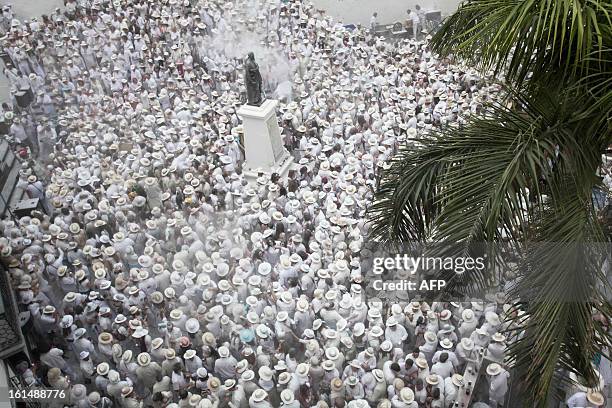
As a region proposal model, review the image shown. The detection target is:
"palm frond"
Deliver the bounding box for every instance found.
[579,46,612,126]
[368,85,600,262]
[367,83,612,401]
[430,0,612,86]
[372,1,612,403]
[506,174,612,406]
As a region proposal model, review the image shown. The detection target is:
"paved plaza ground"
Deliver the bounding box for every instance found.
[311,0,460,25]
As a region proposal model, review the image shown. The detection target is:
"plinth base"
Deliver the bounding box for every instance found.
[242,153,295,182]
[237,99,295,181]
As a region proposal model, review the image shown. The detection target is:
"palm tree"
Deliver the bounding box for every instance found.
[368,0,612,405]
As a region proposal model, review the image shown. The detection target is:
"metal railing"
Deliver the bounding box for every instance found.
[8,375,42,408]
[0,263,25,359]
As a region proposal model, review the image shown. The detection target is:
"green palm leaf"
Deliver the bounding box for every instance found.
[371,0,612,404]
[367,86,611,404]
[506,177,612,404]
[430,0,612,87]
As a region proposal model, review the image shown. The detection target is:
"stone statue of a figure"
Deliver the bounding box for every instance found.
[245,52,263,106]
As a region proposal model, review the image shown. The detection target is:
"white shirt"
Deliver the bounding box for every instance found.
[385,325,408,347]
[408,11,420,24]
[566,392,593,408]
[431,360,454,378]
[214,356,237,379]
[40,348,66,369]
[172,371,187,391]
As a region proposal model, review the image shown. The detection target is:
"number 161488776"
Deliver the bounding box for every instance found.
[8,388,66,401]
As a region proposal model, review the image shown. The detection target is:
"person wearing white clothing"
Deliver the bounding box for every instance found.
[566,391,589,407]
[487,363,510,407]
[40,347,67,371]
[566,390,606,407]
[370,13,378,32]
[214,347,238,381]
[407,9,420,39]
[443,374,464,408]
[431,353,454,379]
[385,317,408,348]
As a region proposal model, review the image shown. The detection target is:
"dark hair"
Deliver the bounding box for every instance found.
[439,352,448,363]
[405,358,414,368]
[179,390,188,399]
[37,341,53,355]
[390,363,400,372]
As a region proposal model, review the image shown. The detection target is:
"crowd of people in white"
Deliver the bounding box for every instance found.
[0,0,609,407]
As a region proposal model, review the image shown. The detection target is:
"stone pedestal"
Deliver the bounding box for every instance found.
[237,99,294,180]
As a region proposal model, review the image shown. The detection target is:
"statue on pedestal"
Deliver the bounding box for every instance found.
[245,52,263,106]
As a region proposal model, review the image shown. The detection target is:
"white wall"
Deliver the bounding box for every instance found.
[311,0,462,26]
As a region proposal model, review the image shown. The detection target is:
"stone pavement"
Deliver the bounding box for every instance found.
[2,0,63,19]
[311,0,461,26]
